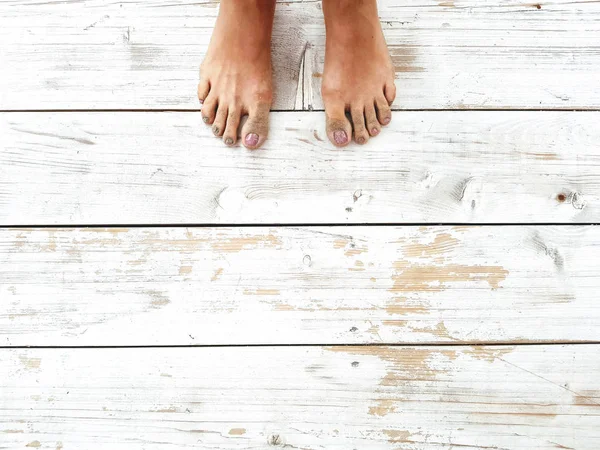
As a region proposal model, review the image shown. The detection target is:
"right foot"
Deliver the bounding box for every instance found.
[198,0,275,150]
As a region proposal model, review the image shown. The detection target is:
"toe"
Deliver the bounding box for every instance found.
[201,95,218,125]
[375,96,392,126]
[197,78,210,105]
[212,104,228,137]
[223,106,242,146]
[241,102,270,150]
[351,106,369,145]
[384,80,397,106]
[365,103,380,137]
[324,98,352,147]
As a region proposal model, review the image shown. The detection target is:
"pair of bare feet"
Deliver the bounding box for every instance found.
[198,0,396,150]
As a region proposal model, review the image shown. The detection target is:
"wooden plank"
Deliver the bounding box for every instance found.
[0,0,305,111]
[304,0,600,110]
[1,0,600,110]
[1,111,598,225]
[2,226,599,346]
[1,345,599,449]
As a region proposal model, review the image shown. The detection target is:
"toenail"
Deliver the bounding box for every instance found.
[372,128,380,136]
[383,117,391,125]
[357,136,366,145]
[202,116,209,123]
[225,137,234,146]
[213,126,220,135]
[245,133,259,147]
[333,130,348,145]
[199,98,204,105]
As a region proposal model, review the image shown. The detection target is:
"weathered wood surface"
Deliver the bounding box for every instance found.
[1,0,600,110]
[2,226,599,346]
[2,111,598,225]
[1,345,599,449]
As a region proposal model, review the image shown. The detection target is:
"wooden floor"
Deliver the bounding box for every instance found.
[1,0,600,449]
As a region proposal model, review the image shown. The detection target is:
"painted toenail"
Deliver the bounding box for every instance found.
[245,133,259,147]
[357,136,366,145]
[372,128,379,136]
[213,126,220,135]
[199,99,204,105]
[202,116,209,123]
[333,130,348,145]
[225,138,234,146]
[383,117,391,125]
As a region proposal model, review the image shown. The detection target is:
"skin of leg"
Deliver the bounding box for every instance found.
[321,0,396,147]
[198,0,275,149]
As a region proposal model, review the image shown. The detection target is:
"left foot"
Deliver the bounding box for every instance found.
[321,0,396,147]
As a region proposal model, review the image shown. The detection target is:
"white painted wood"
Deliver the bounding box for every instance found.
[1,345,599,449]
[0,0,305,111]
[1,0,600,110]
[1,111,598,225]
[2,226,599,346]
[305,0,600,110]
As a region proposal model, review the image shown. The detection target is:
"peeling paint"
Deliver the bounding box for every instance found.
[211,268,224,281]
[390,260,509,292]
[403,233,460,258]
[383,429,412,443]
[211,235,281,253]
[229,428,246,436]
[20,356,42,369]
[244,289,280,296]
[179,265,192,275]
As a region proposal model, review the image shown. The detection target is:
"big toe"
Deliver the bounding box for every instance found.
[324,100,352,147]
[241,103,270,150]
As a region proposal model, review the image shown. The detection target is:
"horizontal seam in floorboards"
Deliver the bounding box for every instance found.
[2,223,598,229]
[2,342,599,350]
[1,108,600,113]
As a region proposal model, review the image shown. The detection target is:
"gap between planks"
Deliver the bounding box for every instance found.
[3,223,599,229]
[3,341,600,350]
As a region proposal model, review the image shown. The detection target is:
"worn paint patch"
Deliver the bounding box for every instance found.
[153,406,177,413]
[3,429,24,433]
[85,228,129,235]
[385,296,429,316]
[463,346,514,362]
[383,429,412,443]
[403,233,460,258]
[326,346,515,417]
[229,428,246,436]
[390,45,425,73]
[20,356,41,369]
[390,260,509,292]
[382,321,455,340]
[349,260,365,272]
[573,389,600,406]
[26,442,41,448]
[148,290,170,308]
[212,235,281,253]
[211,268,224,281]
[333,238,368,257]
[369,399,396,417]
[179,265,192,275]
[526,152,559,160]
[244,289,280,296]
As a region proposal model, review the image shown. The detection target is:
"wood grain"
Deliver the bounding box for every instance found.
[1,345,599,449]
[2,226,599,346]
[1,0,599,110]
[2,111,598,225]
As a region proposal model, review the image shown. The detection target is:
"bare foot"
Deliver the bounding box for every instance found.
[198,0,275,149]
[321,0,396,147]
